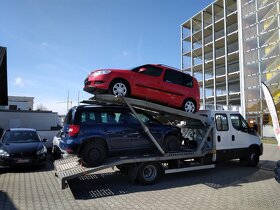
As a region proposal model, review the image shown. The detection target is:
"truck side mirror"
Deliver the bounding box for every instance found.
[253,123,258,133]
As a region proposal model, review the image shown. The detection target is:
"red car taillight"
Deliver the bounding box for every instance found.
[68,125,80,137]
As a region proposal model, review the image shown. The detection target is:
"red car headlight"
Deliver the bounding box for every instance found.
[90,70,111,77]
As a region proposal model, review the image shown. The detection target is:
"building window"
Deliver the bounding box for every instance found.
[9,105,17,110]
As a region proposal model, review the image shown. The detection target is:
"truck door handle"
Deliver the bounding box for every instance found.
[217,136,221,142]
[232,135,235,141]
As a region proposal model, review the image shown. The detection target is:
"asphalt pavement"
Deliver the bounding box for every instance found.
[0,143,280,210]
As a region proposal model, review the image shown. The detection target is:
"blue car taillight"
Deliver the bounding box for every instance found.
[68,125,80,137]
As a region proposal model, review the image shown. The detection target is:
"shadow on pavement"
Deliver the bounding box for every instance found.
[68,160,275,200]
[0,191,17,210]
[259,159,278,171]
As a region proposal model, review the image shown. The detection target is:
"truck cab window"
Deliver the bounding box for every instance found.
[230,114,249,132]
[215,114,229,131]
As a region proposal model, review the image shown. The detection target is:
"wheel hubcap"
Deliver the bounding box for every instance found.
[143,165,157,181]
[184,101,195,113]
[113,83,127,96]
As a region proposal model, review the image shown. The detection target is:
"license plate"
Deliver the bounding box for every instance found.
[16,159,30,163]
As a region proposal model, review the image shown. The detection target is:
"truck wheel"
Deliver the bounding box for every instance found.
[137,162,161,185]
[110,80,130,97]
[240,149,259,167]
[81,142,106,167]
[163,135,181,152]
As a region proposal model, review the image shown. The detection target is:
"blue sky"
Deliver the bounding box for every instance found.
[0,0,213,114]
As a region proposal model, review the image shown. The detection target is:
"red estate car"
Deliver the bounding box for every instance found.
[84,64,200,113]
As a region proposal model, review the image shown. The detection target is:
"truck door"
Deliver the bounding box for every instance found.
[214,113,230,149]
[214,112,240,160]
[229,114,253,148]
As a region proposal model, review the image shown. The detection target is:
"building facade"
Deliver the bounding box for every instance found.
[0,96,34,111]
[181,0,280,137]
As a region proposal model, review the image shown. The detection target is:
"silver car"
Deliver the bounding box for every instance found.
[52,130,62,158]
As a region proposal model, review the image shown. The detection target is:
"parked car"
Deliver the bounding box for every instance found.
[52,130,62,158]
[58,104,183,167]
[84,64,200,113]
[0,128,47,168]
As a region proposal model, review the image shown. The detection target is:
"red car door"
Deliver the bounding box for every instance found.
[161,69,191,108]
[131,65,164,102]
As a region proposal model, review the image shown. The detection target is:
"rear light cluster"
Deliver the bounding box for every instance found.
[68,125,80,137]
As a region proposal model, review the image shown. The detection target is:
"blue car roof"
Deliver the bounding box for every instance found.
[8,128,37,132]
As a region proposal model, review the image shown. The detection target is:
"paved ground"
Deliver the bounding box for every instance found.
[0,144,280,210]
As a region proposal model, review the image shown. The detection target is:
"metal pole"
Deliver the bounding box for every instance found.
[121,97,165,155]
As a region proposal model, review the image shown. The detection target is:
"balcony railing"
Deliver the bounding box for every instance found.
[244,50,258,63]
[205,34,213,44]
[243,1,256,17]
[205,52,213,61]
[215,30,225,40]
[216,47,225,58]
[244,25,257,40]
[228,62,239,73]
[259,43,280,60]
[226,3,237,14]
[227,42,239,54]
[257,0,277,9]
[227,23,238,34]
[258,16,278,34]
[215,10,224,22]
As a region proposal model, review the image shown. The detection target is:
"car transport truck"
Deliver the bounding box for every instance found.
[54,94,263,189]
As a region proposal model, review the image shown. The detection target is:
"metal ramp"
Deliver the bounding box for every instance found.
[54,148,213,189]
[82,94,210,127]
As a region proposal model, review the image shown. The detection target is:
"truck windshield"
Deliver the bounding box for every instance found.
[230,114,249,132]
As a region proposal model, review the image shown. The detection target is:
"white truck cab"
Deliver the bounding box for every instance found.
[199,110,263,166]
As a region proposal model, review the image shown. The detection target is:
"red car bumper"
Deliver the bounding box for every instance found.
[84,74,112,94]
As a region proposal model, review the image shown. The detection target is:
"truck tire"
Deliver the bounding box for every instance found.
[163,135,180,152]
[240,149,259,167]
[137,162,161,185]
[81,142,106,167]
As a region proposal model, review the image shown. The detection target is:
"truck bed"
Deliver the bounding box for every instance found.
[54,147,213,189]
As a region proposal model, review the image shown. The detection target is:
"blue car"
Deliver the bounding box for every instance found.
[58,105,183,167]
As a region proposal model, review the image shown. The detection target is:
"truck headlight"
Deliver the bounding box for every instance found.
[36,146,47,155]
[0,149,9,157]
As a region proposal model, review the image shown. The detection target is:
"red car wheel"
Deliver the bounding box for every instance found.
[110,80,130,96]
